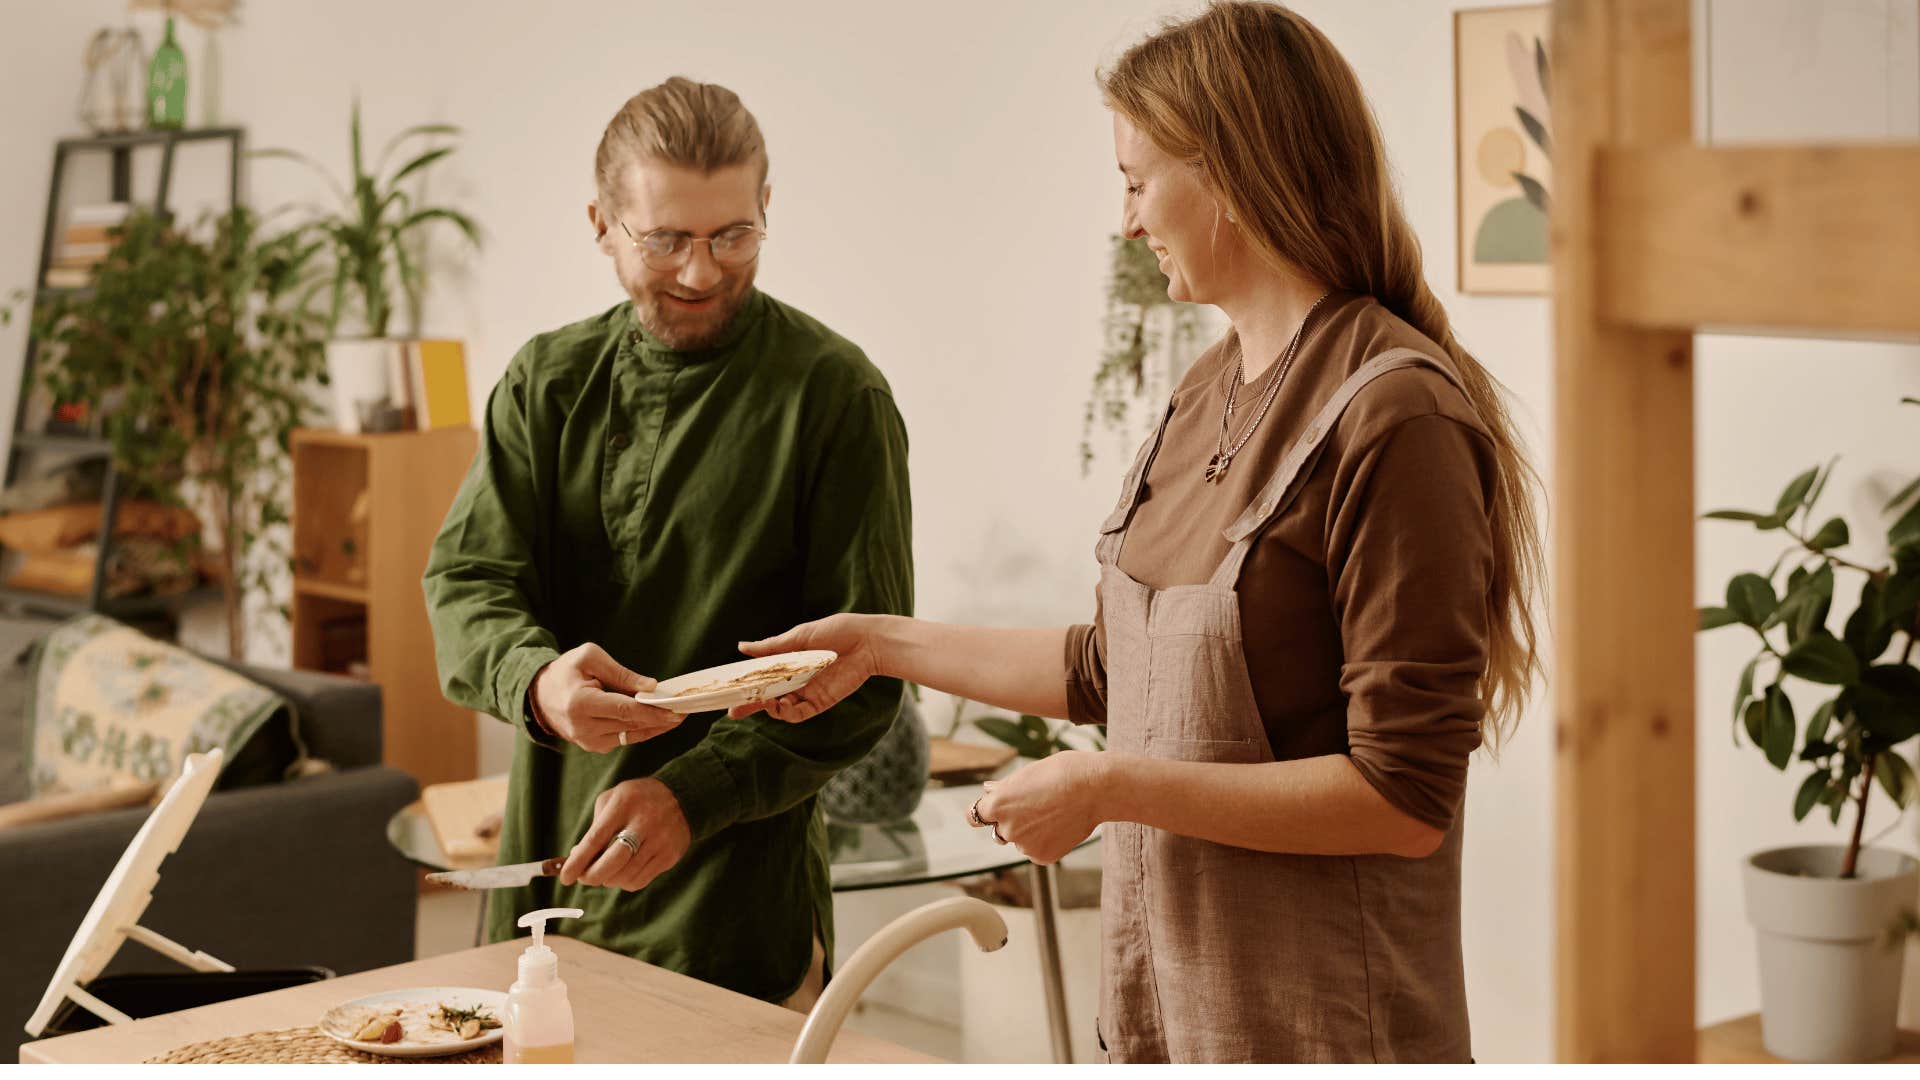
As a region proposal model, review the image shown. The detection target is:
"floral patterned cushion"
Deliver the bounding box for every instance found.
[23,614,291,798]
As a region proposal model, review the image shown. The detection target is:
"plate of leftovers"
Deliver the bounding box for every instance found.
[634,650,838,714]
[318,987,507,1058]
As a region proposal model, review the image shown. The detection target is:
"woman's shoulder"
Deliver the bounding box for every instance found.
[1324,296,1491,446]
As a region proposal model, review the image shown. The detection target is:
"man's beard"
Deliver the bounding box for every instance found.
[632,270,755,351]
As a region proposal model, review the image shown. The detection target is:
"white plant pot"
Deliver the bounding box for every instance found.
[324,339,412,434]
[1744,844,1920,1062]
[957,897,1102,1063]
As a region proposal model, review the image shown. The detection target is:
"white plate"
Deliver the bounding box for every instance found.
[318,986,508,1058]
[634,650,838,714]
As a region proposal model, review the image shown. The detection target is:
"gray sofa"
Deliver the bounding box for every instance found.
[0,614,420,1059]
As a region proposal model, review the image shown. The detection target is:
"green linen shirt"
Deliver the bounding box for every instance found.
[423,288,912,1001]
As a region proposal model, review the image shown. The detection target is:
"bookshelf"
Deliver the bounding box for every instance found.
[289,426,478,790]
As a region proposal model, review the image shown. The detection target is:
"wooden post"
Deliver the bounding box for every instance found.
[1550,0,1698,1061]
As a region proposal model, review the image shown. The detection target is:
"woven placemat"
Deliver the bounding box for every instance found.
[145,1027,503,1064]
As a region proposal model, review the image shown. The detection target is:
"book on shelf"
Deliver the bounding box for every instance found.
[43,203,132,287]
[66,203,131,228]
[42,267,93,289]
[407,339,472,430]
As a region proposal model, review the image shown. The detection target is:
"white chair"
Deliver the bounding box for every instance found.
[789,896,1009,1064]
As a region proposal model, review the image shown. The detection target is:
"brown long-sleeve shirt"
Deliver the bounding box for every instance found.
[1066,292,1495,830]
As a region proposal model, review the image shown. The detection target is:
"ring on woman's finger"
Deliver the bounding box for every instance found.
[990,822,1009,846]
[618,729,630,747]
[614,829,641,856]
[967,797,988,828]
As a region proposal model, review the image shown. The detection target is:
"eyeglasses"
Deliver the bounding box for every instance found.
[618,217,767,271]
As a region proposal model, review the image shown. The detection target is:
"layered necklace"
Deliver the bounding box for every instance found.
[1204,291,1332,484]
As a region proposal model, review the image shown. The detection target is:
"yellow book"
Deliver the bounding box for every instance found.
[408,339,471,429]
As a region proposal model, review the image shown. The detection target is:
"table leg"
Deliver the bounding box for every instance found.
[1029,860,1073,1064]
[472,890,488,949]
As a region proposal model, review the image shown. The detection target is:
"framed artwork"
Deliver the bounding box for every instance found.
[1455,4,1552,295]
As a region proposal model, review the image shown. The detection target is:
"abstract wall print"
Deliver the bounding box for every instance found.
[1455,4,1552,295]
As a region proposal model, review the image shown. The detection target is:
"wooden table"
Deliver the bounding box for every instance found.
[1699,1014,1920,1064]
[20,936,940,1064]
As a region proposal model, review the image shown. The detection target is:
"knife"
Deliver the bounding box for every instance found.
[426,857,565,891]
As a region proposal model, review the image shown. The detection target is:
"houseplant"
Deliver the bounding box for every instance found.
[1081,235,1207,475]
[256,100,479,431]
[1697,411,1920,1062]
[12,206,327,659]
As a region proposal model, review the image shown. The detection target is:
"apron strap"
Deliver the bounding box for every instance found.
[1207,347,1472,589]
[1095,399,1178,566]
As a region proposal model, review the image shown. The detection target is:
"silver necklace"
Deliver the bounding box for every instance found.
[1204,291,1331,484]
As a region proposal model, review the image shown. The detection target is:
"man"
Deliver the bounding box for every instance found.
[423,76,912,1010]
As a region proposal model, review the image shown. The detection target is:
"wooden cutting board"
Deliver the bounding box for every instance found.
[926,737,1016,786]
[420,774,509,862]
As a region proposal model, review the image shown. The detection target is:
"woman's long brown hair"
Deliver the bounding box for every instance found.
[1104,1,1545,749]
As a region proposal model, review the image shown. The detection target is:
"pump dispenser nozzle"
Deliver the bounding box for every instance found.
[515,907,582,987]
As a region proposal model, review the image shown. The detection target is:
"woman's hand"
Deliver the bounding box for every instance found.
[972,750,1112,865]
[728,613,887,722]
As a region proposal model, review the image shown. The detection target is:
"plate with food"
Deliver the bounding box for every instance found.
[634,650,838,714]
[318,987,507,1058]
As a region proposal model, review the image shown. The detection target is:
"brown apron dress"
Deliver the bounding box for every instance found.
[1093,348,1474,1063]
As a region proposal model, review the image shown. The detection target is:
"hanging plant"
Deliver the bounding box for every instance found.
[1080,235,1206,475]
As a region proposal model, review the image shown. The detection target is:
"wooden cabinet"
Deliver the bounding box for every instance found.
[290,426,478,789]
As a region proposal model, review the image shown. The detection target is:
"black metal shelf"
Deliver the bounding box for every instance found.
[0,582,222,620]
[56,127,245,152]
[10,432,111,455]
[5,127,244,628]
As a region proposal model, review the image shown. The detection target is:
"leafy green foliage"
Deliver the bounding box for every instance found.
[255,100,479,338]
[14,207,326,658]
[1700,438,1920,878]
[1081,235,1205,475]
[971,712,1104,759]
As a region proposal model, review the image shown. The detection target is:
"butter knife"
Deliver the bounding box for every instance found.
[426,857,565,891]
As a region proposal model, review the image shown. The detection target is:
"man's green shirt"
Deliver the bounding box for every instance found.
[424,289,912,1000]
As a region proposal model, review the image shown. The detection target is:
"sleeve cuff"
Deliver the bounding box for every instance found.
[497,645,563,750]
[1063,623,1107,726]
[652,743,742,844]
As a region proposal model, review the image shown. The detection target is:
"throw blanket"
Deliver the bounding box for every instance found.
[23,615,290,797]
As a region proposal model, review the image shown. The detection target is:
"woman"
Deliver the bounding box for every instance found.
[731,1,1543,1063]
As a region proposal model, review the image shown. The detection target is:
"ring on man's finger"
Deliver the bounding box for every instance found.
[990,822,1008,845]
[614,829,641,856]
[967,797,988,828]
[618,729,630,747]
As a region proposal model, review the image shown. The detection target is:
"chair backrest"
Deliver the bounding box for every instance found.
[789,896,1008,1064]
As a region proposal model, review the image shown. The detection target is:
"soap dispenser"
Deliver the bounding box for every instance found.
[503,906,582,1064]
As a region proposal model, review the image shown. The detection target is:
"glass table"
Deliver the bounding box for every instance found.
[388,779,1096,1063]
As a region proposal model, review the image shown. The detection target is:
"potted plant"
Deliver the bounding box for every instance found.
[14,206,328,659]
[1697,406,1920,1062]
[1080,235,1208,475]
[256,100,479,432]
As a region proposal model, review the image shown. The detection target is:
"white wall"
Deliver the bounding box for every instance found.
[6,0,1914,1063]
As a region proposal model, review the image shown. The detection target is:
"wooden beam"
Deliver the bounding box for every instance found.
[1598,144,1920,337]
[1551,0,1698,1062]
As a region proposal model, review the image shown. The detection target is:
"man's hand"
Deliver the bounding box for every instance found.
[532,643,681,752]
[558,778,692,891]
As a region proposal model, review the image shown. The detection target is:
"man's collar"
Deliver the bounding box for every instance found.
[625,288,767,364]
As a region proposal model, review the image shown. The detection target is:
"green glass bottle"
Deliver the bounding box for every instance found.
[146,16,187,130]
